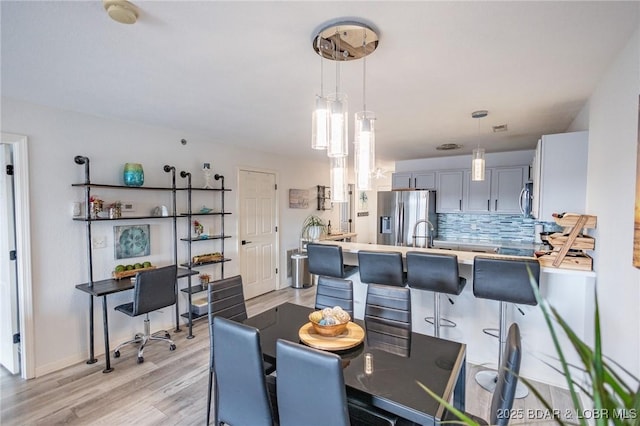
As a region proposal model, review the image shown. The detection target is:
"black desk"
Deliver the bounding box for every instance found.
[243,303,466,425]
[75,267,197,373]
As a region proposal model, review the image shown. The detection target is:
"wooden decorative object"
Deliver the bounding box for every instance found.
[535,213,597,271]
[112,266,156,280]
[192,253,223,264]
[548,233,595,250]
[553,213,597,229]
[298,322,365,351]
[537,251,593,271]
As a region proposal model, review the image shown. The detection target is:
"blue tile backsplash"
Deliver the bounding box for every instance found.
[437,214,561,243]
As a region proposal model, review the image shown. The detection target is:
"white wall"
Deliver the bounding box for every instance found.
[1,97,335,376]
[581,27,640,378]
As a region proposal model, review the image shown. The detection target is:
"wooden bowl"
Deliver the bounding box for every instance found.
[309,319,349,337]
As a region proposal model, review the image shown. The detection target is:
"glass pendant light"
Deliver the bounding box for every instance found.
[330,156,347,203]
[311,38,329,150]
[354,30,375,190]
[471,110,488,182]
[327,92,348,157]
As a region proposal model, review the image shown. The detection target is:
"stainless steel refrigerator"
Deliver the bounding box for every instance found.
[377,190,437,247]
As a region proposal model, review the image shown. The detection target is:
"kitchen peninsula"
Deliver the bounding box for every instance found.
[316,240,596,388]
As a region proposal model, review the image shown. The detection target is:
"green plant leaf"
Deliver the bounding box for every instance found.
[415,381,478,425]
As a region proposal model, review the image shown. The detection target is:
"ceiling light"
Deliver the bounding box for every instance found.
[103,0,139,25]
[436,143,463,151]
[330,156,348,203]
[311,37,329,150]
[354,27,376,191]
[471,110,488,181]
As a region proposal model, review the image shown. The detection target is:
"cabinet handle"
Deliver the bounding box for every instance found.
[413,177,416,188]
[459,199,462,210]
[487,200,490,211]
[495,200,498,210]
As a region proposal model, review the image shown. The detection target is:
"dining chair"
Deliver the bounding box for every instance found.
[206,275,275,425]
[212,316,277,426]
[315,275,354,318]
[276,339,398,426]
[112,265,177,364]
[364,283,412,342]
[445,323,522,426]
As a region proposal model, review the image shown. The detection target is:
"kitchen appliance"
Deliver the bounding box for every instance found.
[519,181,533,218]
[377,190,437,247]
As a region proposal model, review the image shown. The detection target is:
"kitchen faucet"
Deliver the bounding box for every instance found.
[412,219,435,248]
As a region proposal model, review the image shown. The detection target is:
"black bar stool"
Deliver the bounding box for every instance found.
[473,256,540,398]
[307,243,356,278]
[406,251,466,338]
[357,250,406,287]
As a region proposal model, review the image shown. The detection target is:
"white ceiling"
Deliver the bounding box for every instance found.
[1,1,638,163]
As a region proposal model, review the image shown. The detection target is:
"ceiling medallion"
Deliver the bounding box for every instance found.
[312,22,379,61]
[103,0,139,25]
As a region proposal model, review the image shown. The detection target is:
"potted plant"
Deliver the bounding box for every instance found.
[301,214,327,242]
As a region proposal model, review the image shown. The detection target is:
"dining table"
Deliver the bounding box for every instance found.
[243,302,467,425]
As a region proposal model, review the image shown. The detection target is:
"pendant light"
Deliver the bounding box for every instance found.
[354,29,376,191]
[330,156,348,203]
[311,38,329,150]
[471,110,488,182]
[327,28,348,158]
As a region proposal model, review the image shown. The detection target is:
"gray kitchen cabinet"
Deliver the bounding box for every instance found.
[391,171,435,190]
[463,169,492,213]
[491,166,526,213]
[532,131,588,221]
[436,170,464,213]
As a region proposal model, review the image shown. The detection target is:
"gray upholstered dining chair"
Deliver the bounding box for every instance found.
[445,322,523,426]
[276,339,398,426]
[206,275,275,425]
[113,265,177,364]
[212,316,277,426]
[364,283,412,336]
[357,250,406,286]
[315,276,354,317]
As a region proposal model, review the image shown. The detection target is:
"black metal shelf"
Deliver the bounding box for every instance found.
[180,258,232,268]
[73,215,177,222]
[180,284,208,294]
[180,235,231,242]
[72,183,173,191]
[179,212,232,216]
[180,311,208,321]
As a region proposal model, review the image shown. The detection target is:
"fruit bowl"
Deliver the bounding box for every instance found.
[308,308,350,337]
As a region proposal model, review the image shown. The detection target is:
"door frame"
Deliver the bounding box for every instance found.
[1,133,34,379]
[235,166,281,290]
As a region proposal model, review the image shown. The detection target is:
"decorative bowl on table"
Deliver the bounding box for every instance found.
[308,307,351,337]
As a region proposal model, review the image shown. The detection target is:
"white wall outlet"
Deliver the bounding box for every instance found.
[121,201,135,212]
[92,236,107,249]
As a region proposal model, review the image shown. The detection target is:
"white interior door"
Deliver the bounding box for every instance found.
[239,169,278,299]
[0,144,20,374]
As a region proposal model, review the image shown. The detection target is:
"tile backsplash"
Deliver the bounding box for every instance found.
[437,214,561,243]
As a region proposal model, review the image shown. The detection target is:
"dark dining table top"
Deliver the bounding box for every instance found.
[243,302,466,425]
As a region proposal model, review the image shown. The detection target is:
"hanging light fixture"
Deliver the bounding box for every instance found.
[311,37,329,150]
[471,110,488,181]
[312,21,379,199]
[330,156,348,203]
[354,29,376,191]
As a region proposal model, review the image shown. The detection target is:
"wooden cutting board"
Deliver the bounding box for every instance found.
[298,322,365,351]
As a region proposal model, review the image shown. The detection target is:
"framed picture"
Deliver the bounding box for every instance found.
[289,189,309,209]
[634,95,640,268]
[114,224,150,259]
[358,191,369,212]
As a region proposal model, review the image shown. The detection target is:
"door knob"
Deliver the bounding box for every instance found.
[241,240,252,245]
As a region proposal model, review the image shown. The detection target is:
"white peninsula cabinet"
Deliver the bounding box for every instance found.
[532,131,588,221]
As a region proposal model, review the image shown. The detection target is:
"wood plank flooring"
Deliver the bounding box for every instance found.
[1,286,572,425]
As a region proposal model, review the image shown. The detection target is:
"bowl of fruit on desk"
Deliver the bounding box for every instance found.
[112,261,155,279]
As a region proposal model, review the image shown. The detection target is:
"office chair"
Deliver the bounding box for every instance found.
[113,265,177,364]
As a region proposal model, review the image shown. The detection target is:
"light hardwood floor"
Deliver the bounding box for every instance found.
[1,286,572,425]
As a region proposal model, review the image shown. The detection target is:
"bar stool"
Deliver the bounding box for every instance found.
[307,243,349,278]
[357,250,405,287]
[406,251,466,338]
[473,256,540,398]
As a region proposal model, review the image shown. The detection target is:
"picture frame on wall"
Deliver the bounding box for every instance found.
[114,224,151,259]
[633,95,640,268]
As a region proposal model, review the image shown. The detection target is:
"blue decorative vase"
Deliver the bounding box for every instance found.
[123,163,144,187]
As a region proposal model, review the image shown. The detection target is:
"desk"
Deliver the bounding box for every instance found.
[243,302,466,425]
[75,267,197,373]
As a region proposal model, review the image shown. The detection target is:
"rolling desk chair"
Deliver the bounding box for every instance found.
[113,265,178,364]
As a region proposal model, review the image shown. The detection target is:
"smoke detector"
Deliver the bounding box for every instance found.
[103,0,139,25]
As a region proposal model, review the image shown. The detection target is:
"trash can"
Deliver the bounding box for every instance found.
[291,252,311,289]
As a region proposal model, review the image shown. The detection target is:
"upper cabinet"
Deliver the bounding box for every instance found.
[436,170,464,213]
[463,169,492,213]
[491,166,526,214]
[391,171,436,190]
[532,131,588,221]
